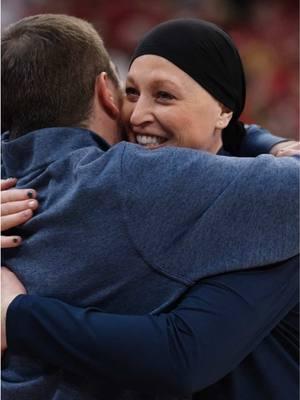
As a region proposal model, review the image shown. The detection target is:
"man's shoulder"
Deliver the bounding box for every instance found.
[64,140,127,179]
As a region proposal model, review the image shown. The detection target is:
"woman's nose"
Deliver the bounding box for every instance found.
[129,98,154,127]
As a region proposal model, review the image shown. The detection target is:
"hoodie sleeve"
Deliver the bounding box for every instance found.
[121,144,299,284]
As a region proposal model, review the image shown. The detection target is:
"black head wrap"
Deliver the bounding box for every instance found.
[130,19,246,154]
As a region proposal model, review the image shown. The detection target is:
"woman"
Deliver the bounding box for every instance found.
[124,18,245,155]
[2,18,299,400]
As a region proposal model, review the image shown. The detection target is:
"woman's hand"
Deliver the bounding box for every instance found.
[271,141,300,157]
[1,179,38,248]
[1,266,27,353]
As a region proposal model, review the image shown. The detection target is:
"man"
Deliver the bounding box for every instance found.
[1,14,299,400]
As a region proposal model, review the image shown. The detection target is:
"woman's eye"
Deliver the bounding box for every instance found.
[157,91,175,101]
[125,87,139,101]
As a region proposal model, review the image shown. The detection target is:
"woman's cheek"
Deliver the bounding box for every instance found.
[120,100,133,125]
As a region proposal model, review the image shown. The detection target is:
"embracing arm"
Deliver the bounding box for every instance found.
[122,145,299,285]
[5,255,298,395]
[1,131,298,250]
[0,178,38,248]
[230,124,299,157]
[238,124,291,157]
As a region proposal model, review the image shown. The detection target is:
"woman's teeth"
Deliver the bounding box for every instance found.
[136,135,164,146]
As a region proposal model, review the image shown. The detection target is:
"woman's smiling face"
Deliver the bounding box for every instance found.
[122,55,232,153]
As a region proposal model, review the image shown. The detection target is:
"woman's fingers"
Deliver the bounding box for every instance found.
[276,143,300,157]
[1,236,22,249]
[276,149,300,157]
[1,188,37,204]
[1,198,38,216]
[0,178,17,191]
[1,209,33,232]
[271,141,300,157]
[0,181,38,248]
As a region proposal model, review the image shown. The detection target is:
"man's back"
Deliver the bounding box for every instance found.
[2,128,188,399]
[2,128,183,312]
[2,127,299,399]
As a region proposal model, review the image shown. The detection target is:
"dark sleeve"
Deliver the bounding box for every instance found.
[7,255,298,396]
[240,124,289,157]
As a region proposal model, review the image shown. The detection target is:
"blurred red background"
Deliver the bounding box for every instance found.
[2,0,299,139]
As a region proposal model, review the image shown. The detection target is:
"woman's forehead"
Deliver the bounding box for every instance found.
[127,55,208,96]
[129,55,179,72]
[128,55,193,84]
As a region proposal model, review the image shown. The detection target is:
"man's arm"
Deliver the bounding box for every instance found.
[3,255,298,396]
[1,130,299,250]
[122,144,299,285]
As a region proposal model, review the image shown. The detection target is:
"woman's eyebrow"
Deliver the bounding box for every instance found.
[126,75,179,91]
[152,79,179,90]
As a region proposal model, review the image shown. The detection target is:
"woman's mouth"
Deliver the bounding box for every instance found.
[135,134,167,147]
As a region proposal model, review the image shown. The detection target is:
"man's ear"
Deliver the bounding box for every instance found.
[216,104,233,129]
[96,72,120,119]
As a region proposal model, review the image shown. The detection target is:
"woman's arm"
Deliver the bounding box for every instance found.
[0,178,38,248]
[239,124,295,157]
[5,255,298,396]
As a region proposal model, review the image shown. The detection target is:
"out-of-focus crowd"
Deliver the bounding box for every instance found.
[2,0,299,138]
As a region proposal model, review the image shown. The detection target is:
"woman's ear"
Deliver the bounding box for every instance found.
[216,105,233,129]
[96,72,120,119]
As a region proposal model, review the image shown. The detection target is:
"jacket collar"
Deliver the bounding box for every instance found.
[2,127,110,178]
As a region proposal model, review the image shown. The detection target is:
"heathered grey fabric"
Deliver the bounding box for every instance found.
[1,127,299,399]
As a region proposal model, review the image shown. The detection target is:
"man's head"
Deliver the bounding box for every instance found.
[2,14,122,143]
